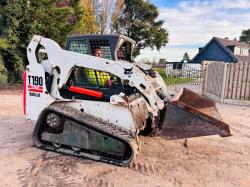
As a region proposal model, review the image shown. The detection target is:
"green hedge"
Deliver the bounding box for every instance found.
[0,55,8,86]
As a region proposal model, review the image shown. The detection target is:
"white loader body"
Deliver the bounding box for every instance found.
[24,35,166,134]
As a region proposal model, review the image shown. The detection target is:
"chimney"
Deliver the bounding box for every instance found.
[198,47,203,52]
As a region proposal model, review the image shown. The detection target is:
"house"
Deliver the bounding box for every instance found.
[192,37,250,63]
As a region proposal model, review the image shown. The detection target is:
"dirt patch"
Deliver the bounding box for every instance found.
[0,85,22,95]
[0,95,250,187]
[0,95,23,116]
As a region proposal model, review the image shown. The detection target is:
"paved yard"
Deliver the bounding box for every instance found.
[0,94,250,187]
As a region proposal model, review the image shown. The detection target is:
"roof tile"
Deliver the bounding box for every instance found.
[215,37,250,48]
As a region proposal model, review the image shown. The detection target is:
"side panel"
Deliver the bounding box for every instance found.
[25,63,54,121]
[67,101,137,133]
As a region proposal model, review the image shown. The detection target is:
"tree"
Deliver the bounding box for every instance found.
[182,52,190,63]
[73,0,98,34]
[0,0,87,82]
[29,0,83,46]
[92,0,124,34]
[113,0,168,57]
[0,0,31,80]
[239,29,250,44]
[0,54,7,85]
[0,36,8,85]
[110,0,125,33]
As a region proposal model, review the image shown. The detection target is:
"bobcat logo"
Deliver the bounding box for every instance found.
[124,67,133,77]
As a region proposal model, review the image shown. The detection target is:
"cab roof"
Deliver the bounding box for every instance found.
[67,34,136,45]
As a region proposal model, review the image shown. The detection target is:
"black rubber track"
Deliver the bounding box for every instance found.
[33,102,140,166]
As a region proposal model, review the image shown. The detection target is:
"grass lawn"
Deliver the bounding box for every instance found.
[154,68,196,86]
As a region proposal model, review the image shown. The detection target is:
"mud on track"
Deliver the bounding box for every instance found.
[0,95,250,187]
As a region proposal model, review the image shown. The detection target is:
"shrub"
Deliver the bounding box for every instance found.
[0,55,8,86]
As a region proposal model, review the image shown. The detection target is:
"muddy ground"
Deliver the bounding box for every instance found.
[0,94,250,187]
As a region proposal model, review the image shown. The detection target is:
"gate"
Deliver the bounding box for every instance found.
[155,63,202,94]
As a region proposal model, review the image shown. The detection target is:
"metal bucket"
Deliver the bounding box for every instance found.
[160,88,231,140]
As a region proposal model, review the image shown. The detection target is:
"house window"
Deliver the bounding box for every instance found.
[241,48,249,56]
[234,47,240,55]
[234,47,249,56]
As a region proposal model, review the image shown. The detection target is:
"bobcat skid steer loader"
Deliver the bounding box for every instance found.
[24,35,231,166]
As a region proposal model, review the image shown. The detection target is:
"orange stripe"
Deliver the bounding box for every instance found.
[69,86,103,98]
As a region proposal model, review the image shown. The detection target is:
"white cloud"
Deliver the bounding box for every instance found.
[161,0,250,45]
[137,0,250,62]
[135,47,198,62]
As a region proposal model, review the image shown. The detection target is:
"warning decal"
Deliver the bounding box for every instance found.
[28,85,43,93]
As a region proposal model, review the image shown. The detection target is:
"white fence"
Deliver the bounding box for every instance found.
[166,63,201,76]
[165,63,202,94]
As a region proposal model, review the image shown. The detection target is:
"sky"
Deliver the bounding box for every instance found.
[135,0,250,62]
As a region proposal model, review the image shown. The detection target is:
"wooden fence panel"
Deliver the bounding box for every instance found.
[227,63,234,99]
[245,62,250,100]
[203,61,250,105]
[205,62,224,98]
[224,64,231,99]
[232,63,239,99]
[236,62,244,99]
[240,61,248,100]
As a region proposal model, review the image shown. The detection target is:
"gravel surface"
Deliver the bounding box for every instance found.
[0,95,250,187]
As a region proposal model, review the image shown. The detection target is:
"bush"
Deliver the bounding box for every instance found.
[0,55,8,86]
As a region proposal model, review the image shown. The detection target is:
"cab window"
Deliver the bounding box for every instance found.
[61,66,123,101]
[90,39,112,60]
[117,41,132,61]
[68,40,91,55]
